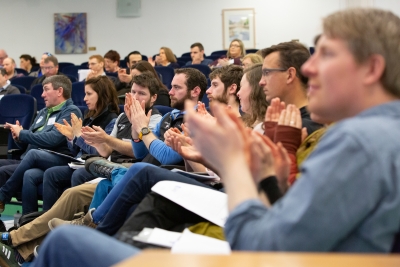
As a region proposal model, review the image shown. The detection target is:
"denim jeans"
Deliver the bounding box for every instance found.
[21,168,44,214]
[30,226,139,267]
[96,164,214,236]
[0,159,21,188]
[0,150,70,203]
[91,163,149,224]
[42,166,95,210]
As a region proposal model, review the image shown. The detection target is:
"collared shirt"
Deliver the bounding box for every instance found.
[37,100,67,131]
[0,80,11,93]
[225,101,400,253]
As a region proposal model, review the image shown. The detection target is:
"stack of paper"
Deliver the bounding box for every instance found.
[133,228,231,255]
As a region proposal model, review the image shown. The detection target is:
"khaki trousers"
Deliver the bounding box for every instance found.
[10,183,97,260]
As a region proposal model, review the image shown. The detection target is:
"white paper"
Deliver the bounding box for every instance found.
[78,69,91,81]
[171,229,231,255]
[151,181,228,227]
[4,220,14,231]
[47,116,56,125]
[68,162,85,169]
[85,177,106,184]
[133,228,182,248]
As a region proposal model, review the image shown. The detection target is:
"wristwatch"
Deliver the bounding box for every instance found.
[138,127,151,140]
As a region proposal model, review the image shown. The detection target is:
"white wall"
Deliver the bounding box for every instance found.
[2,0,400,65]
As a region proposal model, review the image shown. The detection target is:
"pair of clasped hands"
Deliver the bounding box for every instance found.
[163,98,305,192]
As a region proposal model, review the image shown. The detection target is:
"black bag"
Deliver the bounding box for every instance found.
[18,211,46,228]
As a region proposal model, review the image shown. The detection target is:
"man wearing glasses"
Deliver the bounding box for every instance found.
[31,56,63,88]
[259,41,322,135]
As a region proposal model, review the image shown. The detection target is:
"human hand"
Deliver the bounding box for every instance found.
[124,93,134,122]
[54,119,74,140]
[5,120,23,139]
[169,134,205,164]
[128,98,152,137]
[86,70,99,80]
[265,98,286,123]
[71,113,83,138]
[217,58,229,67]
[196,102,215,122]
[249,131,276,183]
[118,69,133,84]
[185,101,250,174]
[250,132,291,191]
[81,125,108,144]
[148,57,155,67]
[278,104,302,129]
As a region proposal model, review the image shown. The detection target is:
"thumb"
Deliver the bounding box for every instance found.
[16,120,20,126]
[141,100,146,111]
[147,109,152,119]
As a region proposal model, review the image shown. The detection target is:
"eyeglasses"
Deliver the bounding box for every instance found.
[41,66,55,71]
[230,44,240,48]
[262,68,287,77]
[43,52,52,57]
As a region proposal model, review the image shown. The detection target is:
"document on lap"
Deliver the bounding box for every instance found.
[151,181,228,227]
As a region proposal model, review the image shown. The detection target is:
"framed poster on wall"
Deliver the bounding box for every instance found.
[222,8,255,49]
[54,13,87,54]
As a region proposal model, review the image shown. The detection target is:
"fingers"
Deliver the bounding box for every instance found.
[63,119,71,127]
[146,109,152,119]
[92,125,105,132]
[16,120,20,126]
[265,106,272,122]
[181,123,191,137]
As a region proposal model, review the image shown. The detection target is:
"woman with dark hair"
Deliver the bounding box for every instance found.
[21,76,120,213]
[210,39,246,67]
[19,54,37,74]
[236,63,268,133]
[117,61,170,106]
[149,47,179,69]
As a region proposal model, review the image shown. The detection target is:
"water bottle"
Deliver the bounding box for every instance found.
[14,211,22,228]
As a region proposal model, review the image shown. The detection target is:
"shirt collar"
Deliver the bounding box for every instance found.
[0,80,11,91]
[47,100,67,114]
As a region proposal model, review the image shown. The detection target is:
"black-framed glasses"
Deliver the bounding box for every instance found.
[262,68,287,77]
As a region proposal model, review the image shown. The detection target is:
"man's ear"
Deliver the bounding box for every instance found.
[151,94,157,105]
[228,84,237,95]
[286,67,297,84]
[191,86,201,100]
[363,54,385,86]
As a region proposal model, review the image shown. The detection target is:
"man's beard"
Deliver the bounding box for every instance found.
[170,90,192,110]
[209,93,228,105]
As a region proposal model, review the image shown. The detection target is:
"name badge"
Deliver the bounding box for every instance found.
[36,116,43,124]
[47,117,56,125]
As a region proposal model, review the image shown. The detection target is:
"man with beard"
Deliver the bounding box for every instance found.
[206,65,242,117]
[0,73,162,266]
[130,68,207,166]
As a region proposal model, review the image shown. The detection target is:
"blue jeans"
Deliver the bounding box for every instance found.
[0,159,21,187]
[30,226,139,267]
[96,164,214,236]
[42,167,95,210]
[91,163,149,224]
[21,168,44,214]
[0,150,70,203]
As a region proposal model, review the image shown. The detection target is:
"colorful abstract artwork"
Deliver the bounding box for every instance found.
[54,13,87,54]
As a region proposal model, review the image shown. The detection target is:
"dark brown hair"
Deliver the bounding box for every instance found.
[104,50,120,65]
[84,76,119,118]
[132,72,160,96]
[175,68,207,101]
[209,65,243,103]
[261,41,310,87]
[131,61,168,92]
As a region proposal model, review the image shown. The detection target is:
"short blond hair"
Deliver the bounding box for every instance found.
[242,53,263,65]
[323,8,400,97]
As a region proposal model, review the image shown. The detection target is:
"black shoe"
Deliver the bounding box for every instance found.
[85,157,125,180]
